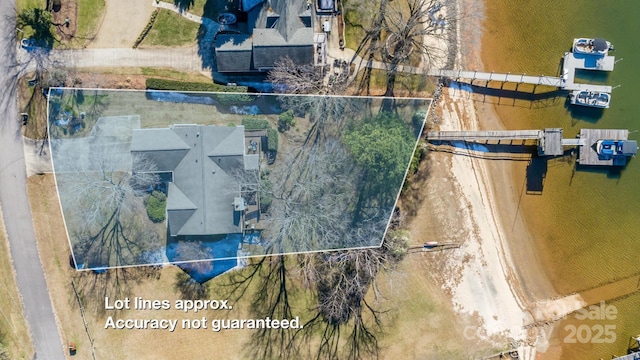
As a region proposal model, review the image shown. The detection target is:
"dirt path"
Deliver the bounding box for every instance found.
[88,0,154,48]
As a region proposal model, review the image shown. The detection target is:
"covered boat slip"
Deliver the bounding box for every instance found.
[578,129,637,166]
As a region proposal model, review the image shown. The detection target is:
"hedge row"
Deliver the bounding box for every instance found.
[267,128,278,152]
[133,9,159,49]
[145,78,248,92]
[241,118,270,130]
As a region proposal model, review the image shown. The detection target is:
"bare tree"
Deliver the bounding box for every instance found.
[57,151,160,268]
[381,0,452,96]
[264,139,361,253]
[219,228,409,359]
[347,0,390,95]
[267,57,331,95]
[348,0,460,95]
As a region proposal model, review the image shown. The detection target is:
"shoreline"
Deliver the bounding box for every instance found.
[409,0,566,357]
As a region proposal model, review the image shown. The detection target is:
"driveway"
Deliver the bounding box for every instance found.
[0,0,66,359]
[88,0,155,48]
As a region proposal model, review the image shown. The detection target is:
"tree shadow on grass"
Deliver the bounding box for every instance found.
[174,270,210,299]
[174,0,195,12]
[72,266,161,317]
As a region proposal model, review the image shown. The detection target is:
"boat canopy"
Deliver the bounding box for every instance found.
[592,38,609,51]
[621,140,639,155]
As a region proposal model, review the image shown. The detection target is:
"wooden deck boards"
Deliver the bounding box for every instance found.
[578,129,629,166]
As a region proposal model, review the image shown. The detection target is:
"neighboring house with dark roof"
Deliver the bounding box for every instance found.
[131,125,259,237]
[215,0,315,73]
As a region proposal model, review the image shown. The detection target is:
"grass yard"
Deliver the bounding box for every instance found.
[18,67,216,141]
[16,0,105,48]
[343,4,367,52]
[159,0,253,21]
[24,154,473,360]
[16,0,43,12]
[18,74,48,141]
[140,67,214,82]
[72,0,106,48]
[26,174,286,359]
[352,68,436,97]
[0,210,35,359]
[140,9,201,48]
[159,0,204,17]
[16,0,46,40]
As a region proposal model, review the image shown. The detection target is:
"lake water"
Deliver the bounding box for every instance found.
[481,1,640,358]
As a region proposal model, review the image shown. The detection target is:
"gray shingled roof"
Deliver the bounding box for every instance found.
[215,0,314,72]
[132,125,255,237]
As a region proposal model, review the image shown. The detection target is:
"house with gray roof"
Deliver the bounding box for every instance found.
[131,125,259,237]
[215,0,315,73]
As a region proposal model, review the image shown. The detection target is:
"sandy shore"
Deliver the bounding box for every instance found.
[406,0,566,357]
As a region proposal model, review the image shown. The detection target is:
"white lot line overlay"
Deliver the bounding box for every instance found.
[46,88,431,271]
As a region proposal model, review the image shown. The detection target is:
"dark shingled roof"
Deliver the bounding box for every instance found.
[215,0,314,72]
[215,34,253,72]
[132,125,254,236]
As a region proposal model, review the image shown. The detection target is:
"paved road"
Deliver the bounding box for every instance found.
[0,0,66,359]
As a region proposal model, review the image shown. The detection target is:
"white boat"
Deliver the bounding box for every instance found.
[569,90,610,108]
[596,139,638,159]
[573,38,613,56]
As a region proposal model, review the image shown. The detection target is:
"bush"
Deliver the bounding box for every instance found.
[408,143,427,175]
[145,78,248,93]
[133,9,159,49]
[145,190,166,223]
[266,128,278,152]
[277,109,295,132]
[412,109,428,134]
[241,118,270,130]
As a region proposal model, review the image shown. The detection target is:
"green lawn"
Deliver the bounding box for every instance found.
[344,6,367,51]
[159,0,240,20]
[16,0,46,40]
[140,67,214,82]
[17,0,104,48]
[16,0,43,12]
[160,0,207,17]
[140,9,201,47]
[73,0,105,48]
[354,68,435,96]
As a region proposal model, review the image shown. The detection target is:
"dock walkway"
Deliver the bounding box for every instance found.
[427,128,635,166]
[425,52,614,93]
[426,130,542,141]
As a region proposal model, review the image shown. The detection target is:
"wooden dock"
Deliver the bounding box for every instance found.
[427,128,636,166]
[427,128,565,156]
[425,50,615,93]
[577,129,630,166]
[561,52,614,92]
[426,130,542,141]
[539,128,563,156]
[426,69,565,88]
